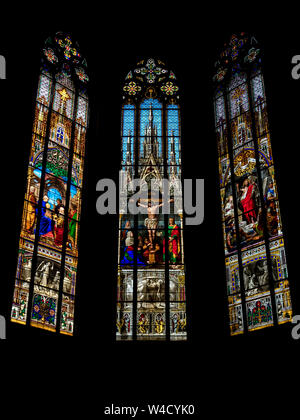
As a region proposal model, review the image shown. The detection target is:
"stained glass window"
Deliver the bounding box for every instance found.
[213,33,292,335]
[117,58,186,340]
[11,32,89,335]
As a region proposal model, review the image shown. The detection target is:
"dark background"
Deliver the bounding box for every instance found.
[1,11,299,406]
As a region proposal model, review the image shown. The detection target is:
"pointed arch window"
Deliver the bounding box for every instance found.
[213,33,292,335]
[11,32,89,335]
[117,59,186,341]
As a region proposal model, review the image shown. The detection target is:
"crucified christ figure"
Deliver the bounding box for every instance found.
[138,198,174,245]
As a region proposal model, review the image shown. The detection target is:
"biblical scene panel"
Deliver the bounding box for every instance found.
[237,205,264,250]
[119,233,139,267]
[36,204,66,250]
[242,245,270,298]
[137,211,165,267]
[137,269,166,340]
[136,228,165,267]
[137,269,165,302]
[33,247,62,292]
[34,175,67,249]
[233,155,281,248]
[42,173,68,208]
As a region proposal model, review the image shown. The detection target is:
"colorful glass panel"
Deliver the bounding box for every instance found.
[11,32,89,335]
[117,58,186,341]
[213,33,292,335]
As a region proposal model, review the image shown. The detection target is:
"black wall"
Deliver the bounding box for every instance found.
[1,15,299,403]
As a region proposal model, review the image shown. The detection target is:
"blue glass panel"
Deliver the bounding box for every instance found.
[140,98,162,109]
[122,105,135,163]
[167,105,180,137]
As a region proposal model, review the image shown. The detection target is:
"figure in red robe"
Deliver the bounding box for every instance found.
[54,207,65,247]
[239,178,257,223]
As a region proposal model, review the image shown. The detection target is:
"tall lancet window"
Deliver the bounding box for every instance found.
[11,32,89,335]
[213,33,292,335]
[117,58,186,341]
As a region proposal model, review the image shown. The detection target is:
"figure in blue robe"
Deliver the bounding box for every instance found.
[35,198,53,237]
[120,245,146,266]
